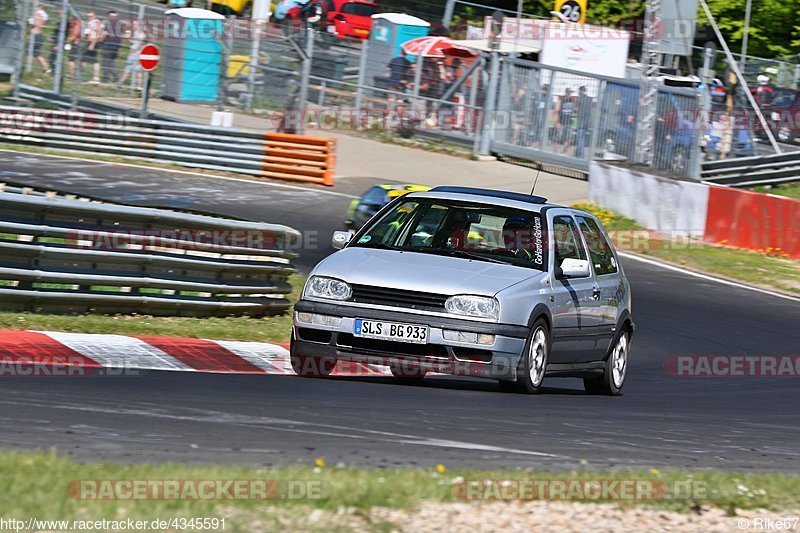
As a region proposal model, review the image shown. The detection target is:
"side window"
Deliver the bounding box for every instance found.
[406,204,449,248]
[373,201,418,245]
[361,186,387,207]
[576,216,618,275]
[553,215,587,267]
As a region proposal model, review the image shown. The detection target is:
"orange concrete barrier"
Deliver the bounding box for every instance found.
[263,133,336,186]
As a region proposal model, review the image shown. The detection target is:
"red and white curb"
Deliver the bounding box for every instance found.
[0,330,391,376]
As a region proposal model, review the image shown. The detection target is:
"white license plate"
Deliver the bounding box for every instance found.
[354,319,428,344]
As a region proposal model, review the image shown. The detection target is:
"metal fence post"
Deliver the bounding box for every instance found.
[52,0,69,94]
[25,0,37,73]
[587,80,605,161]
[353,37,368,115]
[537,73,555,153]
[12,0,30,98]
[246,16,262,112]
[477,51,500,156]
[297,27,315,135]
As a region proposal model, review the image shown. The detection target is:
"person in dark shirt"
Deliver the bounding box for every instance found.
[387,55,411,105]
[555,87,576,153]
[101,11,123,83]
[575,85,593,158]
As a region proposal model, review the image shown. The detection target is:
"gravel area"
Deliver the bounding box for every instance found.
[232,502,799,532]
[370,502,800,532]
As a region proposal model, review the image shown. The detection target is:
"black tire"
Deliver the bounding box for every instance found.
[499,318,549,394]
[389,361,426,383]
[290,330,335,377]
[584,329,629,396]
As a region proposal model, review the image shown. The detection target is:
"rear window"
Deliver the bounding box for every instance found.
[341,2,376,15]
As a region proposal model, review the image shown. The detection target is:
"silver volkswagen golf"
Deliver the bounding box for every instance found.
[292,187,633,395]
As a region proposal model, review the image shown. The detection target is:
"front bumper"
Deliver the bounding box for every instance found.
[292,300,530,380]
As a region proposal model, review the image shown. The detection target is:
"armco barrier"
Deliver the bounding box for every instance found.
[0,106,336,186]
[590,162,800,259]
[701,150,800,187]
[0,185,301,317]
[705,187,800,259]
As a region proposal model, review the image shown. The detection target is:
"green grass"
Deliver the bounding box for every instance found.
[0,274,304,343]
[1,451,799,532]
[573,203,800,295]
[749,182,800,200]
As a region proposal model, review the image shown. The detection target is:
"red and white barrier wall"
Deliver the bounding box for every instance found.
[589,162,800,259]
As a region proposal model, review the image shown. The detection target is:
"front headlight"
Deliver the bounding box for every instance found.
[445,295,499,320]
[304,276,352,300]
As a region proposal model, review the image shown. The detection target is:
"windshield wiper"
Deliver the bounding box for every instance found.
[356,242,402,251]
[431,248,509,264]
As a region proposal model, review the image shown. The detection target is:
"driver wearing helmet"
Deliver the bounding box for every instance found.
[502,215,536,262]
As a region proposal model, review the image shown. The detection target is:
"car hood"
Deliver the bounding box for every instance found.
[312,247,542,297]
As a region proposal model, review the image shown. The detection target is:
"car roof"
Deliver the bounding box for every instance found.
[406,186,559,213]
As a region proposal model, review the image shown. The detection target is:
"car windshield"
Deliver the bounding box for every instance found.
[351,198,548,271]
[341,2,376,15]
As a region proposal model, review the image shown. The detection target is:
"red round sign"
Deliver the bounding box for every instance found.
[139,44,160,72]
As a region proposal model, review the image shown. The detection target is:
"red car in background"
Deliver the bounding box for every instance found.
[321,0,377,39]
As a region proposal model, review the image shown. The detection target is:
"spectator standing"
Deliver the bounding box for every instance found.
[387,54,411,106]
[575,85,593,158]
[755,74,774,106]
[30,3,51,73]
[555,87,576,154]
[101,11,123,83]
[84,11,104,83]
[119,21,146,90]
[65,15,82,79]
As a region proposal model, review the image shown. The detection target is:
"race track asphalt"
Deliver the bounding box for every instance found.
[0,151,798,471]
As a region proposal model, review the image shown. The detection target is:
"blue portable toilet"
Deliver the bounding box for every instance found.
[162,8,225,103]
[365,13,429,89]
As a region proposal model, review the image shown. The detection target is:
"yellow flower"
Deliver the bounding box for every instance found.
[315,457,326,468]
[436,464,446,474]
[650,468,660,475]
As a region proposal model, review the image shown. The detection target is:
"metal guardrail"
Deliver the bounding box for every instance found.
[701,151,800,187]
[0,185,301,317]
[0,106,337,186]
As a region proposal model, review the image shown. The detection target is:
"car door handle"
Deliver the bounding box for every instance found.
[592,287,601,300]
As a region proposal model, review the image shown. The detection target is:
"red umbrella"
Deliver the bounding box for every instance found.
[401,36,475,58]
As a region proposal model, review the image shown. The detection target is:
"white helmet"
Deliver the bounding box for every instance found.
[757,74,770,85]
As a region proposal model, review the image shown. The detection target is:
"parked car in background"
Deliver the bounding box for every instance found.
[345,183,430,231]
[294,187,634,395]
[320,0,377,39]
[210,0,250,16]
[704,112,755,160]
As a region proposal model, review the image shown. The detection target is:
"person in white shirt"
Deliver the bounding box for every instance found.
[30,4,50,73]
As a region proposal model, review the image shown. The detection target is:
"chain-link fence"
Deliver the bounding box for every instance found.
[11,0,797,180]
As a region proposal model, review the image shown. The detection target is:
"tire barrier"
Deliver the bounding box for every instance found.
[0,185,301,317]
[0,106,337,186]
[590,162,800,259]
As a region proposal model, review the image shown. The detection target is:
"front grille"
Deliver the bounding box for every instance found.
[350,284,448,310]
[336,333,449,358]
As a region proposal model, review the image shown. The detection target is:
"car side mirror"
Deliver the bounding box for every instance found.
[332,230,354,250]
[556,258,590,279]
